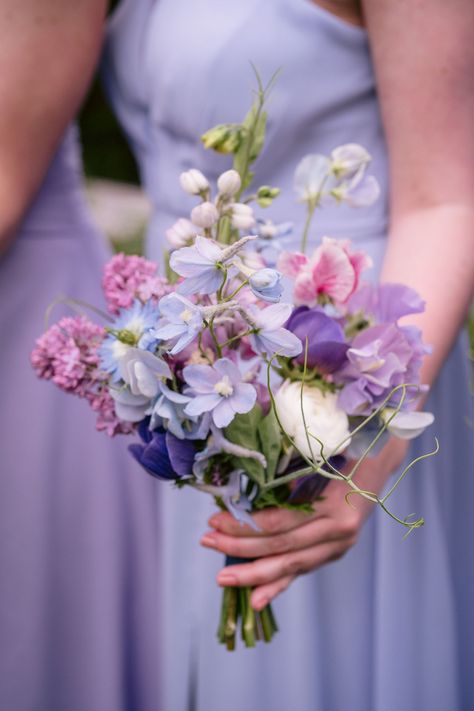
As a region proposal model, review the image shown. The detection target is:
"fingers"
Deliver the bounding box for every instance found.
[201,515,354,559]
[250,576,294,611]
[208,506,319,538]
[216,540,349,589]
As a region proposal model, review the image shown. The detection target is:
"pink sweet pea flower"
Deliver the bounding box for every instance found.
[279,238,372,307]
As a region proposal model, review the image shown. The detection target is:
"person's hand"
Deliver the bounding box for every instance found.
[200,438,408,610]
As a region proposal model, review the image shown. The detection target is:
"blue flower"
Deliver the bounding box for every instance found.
[150,381,211,440]
[99,301,160,382]
[183,357,257,428]
[253,219,293,266]
[246,303,302,358]
[249,268,283,303]
[154,293,204,355]
[129,420,196,480]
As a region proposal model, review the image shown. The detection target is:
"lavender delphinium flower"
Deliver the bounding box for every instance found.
[170,235,255,296]
[183,357,257,428]
[245,303,302,358]
[129,420,196,480]
[151,381,211,440]
[154,293,204,355]
[285,306,348,373]
[249,268,283,303]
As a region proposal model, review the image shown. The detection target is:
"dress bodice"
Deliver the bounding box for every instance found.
[103,0,389,262]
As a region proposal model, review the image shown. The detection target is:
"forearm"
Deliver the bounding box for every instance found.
[382,204,474,389]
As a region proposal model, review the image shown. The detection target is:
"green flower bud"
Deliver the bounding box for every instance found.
[201,123,244,154]
[256,185,280,208]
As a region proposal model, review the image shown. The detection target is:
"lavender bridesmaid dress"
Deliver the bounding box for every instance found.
[0,127,160,711]
[103,2,474,710]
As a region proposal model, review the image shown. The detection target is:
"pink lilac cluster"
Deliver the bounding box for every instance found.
[31,315,131,436]
[102,253,170,314]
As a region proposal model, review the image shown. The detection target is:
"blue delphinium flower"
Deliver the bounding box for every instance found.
[154,293,204,355]
[249,268,283,303]
[151,381,211,440]
[99,300,160,382]
[245,303,302,358]
[183,357,257,428]
[129,420,196,480]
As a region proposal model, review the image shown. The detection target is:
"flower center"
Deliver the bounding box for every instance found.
[180,308,194,324]
[214,375,234,397]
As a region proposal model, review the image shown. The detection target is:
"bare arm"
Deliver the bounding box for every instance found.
[202,0,474,608]
[0,0,108,253]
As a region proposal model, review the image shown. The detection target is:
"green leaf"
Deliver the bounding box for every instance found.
[224,406,265,484]
[257,408,281,482]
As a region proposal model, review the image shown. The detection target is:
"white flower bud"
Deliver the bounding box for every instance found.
[179,169,210,195]
[165,218,197,248]
[191,201,219,228]
[274,380,351,460]
[228,202,255,230]
[217,169,242,198]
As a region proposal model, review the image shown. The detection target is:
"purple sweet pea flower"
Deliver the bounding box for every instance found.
[154,293,204,355]
[129,420,196,480]
[285,306,348,373]
[348,283,425,324]
[183,358,257,428]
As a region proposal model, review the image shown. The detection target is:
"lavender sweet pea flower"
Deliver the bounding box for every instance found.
[129,420,196,480]
[119,347,171,398]
[337,323,427,415]
[285,306,348,373]
[249,268,283,303]
[348,283,426,324]
[245,303,303,358]
[183,357,257,428]
[154,293,204,355]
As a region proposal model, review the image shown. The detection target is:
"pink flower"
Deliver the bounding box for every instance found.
[31,316,105,398]
[102,253,169,314]
[279,238,372,307]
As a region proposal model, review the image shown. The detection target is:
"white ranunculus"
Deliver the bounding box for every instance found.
[274,380,351,461]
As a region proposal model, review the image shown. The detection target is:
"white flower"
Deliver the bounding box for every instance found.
[191,201,219,228]
[166,218,197,248]
[118,347,171,399]
[330,144,371,179]
[217,169,241,198]
[274,380,351,460]
[179,169,209,195]
[382,409,435,440]
[228,202,255,230]
[294,154,332,203]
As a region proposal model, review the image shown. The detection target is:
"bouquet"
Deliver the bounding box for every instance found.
[31,74,437,650]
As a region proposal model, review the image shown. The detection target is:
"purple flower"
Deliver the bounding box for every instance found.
[249,268,283,303]
[348,283,425,324]
[129,420,196,480]
[246,303,303,358]
[151,381,210,440]
[183,358,257,428]
[285,306,348,373]
[336,323,428,415]
[154,293,204,355]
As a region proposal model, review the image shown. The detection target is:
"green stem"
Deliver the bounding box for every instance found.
[300,200,317,254]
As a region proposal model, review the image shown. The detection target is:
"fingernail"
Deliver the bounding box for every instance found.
[217,573,238,586]
[252,596,268,611]
[200,534,217,548]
